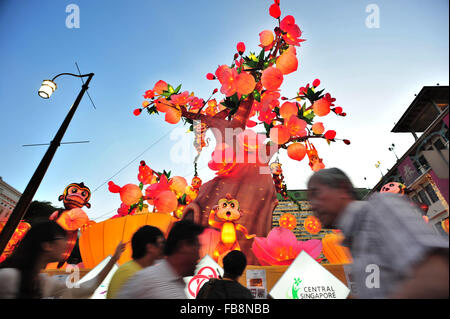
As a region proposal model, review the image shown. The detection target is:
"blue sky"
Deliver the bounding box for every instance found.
[0,0,448,221]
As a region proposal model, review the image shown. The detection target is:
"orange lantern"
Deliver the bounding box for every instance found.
[287,143,306,161]
[279,213,297,230]
[442,218,449,234]
[321,232,352,264]
[304,215,322,234]
[79,212,176,268]
[269,125,290,145]
[154,190,178,213]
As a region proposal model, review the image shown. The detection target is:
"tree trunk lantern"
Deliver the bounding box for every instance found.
[132,1,351,265]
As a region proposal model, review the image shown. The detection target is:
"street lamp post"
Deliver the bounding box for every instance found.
[0,72,94,256]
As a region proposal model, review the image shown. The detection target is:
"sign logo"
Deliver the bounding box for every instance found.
[291,277,302,299]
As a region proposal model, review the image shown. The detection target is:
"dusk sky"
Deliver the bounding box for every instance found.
[1,0,448,221]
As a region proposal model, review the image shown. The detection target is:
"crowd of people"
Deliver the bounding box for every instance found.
[0,168,448,299]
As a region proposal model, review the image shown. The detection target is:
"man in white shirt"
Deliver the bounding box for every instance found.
[117,220,204,299]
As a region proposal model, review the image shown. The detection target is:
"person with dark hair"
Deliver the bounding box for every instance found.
[117,220,204,299]
[106,225,165,299]
[307,167,449,299]
[196,250,253,299]
[0,221,125,298]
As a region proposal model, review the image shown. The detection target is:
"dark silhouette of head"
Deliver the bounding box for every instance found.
[223,250,247,280]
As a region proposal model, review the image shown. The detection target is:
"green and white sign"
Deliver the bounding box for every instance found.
[270,251,350,299]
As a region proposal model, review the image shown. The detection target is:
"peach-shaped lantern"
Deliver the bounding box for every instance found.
[108,182,143,206]
[269,125,290,145]
[304,215,322,234]
[276,48,298,75]
[279,102,298,119]
[154,190,178,213]
[279,213,297,230]
[165,105,182,124]
[311,122,325,135]
[236,72,256,96]
[312,98,331,117]
[261,67,283,91]
[153,80,168,95]
[169,176,188,197]
[287,143,307,161]
[56,208,89,231]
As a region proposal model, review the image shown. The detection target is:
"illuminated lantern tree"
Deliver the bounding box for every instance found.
[133,1,350,264]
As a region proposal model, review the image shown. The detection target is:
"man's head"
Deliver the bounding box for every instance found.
[131,225,165,264]
[164,220,204,277]
[307,168,356,228]
[223,250,247,280]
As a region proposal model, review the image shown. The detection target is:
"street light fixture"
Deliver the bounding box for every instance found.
[0,72,94,256]
[388,143,399,161]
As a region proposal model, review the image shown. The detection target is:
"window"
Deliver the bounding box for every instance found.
[424,184,439,203]
[418,189,431,206]
[433,138,446,151]
[414,155,430,173]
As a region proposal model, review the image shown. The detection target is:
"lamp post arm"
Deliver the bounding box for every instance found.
[51,72,93,82]
[0,73,94,257]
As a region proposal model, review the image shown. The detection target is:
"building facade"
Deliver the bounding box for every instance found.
[369,86,449,236]
[0,177,22,222]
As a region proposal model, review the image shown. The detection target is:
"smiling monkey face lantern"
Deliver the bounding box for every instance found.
[49,182,93,268]
[208,194,256,263]
[59,183,92,210]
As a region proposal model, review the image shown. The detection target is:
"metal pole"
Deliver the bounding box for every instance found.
[0,73,94,256]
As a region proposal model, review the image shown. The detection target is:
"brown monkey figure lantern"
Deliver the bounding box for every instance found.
[49,182,95,268]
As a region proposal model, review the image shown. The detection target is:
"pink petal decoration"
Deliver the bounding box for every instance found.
[252,227,322,266]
